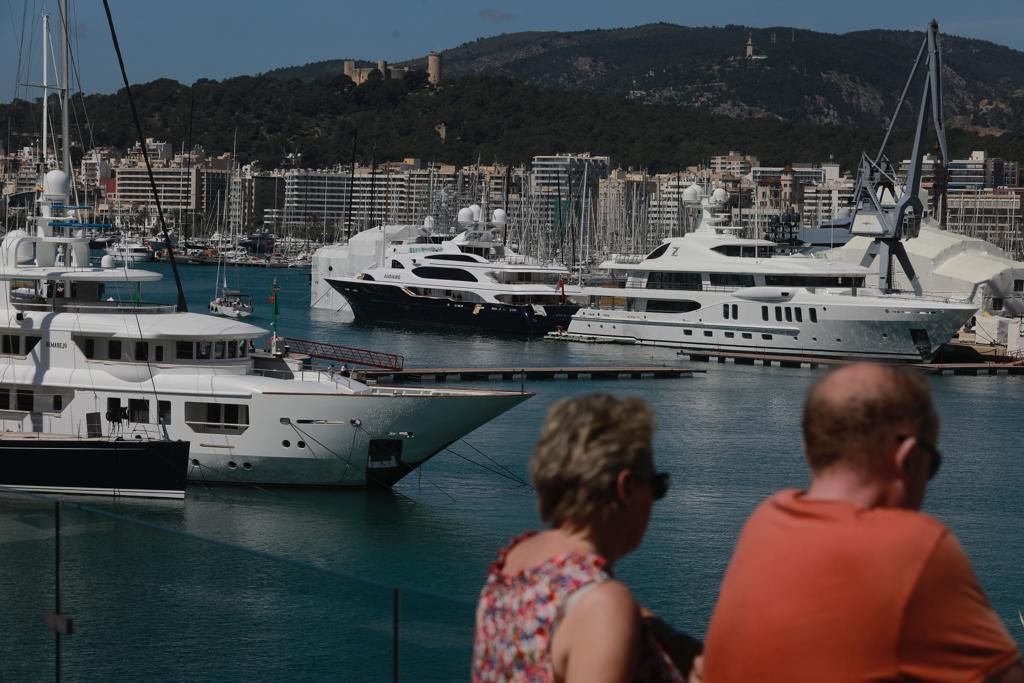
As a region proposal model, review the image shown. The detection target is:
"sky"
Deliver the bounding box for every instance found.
[2,0,1024,99]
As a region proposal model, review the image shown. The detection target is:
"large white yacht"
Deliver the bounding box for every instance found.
[561,194,977,361]
[0,170,531,488]
[323,206,581,335]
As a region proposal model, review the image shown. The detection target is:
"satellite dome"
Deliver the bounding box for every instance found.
[423,216,436,229]
[492,208,508,226]
[100,254,115,268]
[469,204,482,222]
[712,187,729,203]
[682,184,701,203]
[456,207,474,225]
[1,229,34,264]
[43,170,70,201]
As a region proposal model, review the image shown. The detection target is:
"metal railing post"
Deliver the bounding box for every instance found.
[392,587,401,683]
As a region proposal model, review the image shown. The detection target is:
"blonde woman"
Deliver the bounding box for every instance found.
[472,393,700,682]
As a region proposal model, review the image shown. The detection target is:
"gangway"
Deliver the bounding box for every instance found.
[278,337,404,370]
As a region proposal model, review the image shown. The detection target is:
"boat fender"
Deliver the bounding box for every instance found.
[473,304,483,316]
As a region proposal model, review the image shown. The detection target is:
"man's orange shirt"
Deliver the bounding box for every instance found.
[704,489,1019,682]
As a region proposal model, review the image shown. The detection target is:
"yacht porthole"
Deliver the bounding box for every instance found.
[242,462,252,470]
[297,441,306,448]
[282,439,291,447]
[227,461,237,469]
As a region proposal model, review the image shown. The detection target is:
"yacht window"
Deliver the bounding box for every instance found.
[765,275,866,288]
[24,337,40,354]
[240,343,248,358]
[185,401,250,434]
[0,389,9,410]
[425,254,478,262]
[108,340,122,360]
[228,341,238,359]
[645,243,671,260]
[731,304,738,319]
[710,273,756,287]
[155,345,164,362]
[762,333,773,340]
[992,297,1004,311]
[129,399,150,423]
[215,341,226,359]
[795,308,803,323]
[197,341,212,360]
[135,342,149,361]
[683,329,693,336]
[411,266,478,282]
[703,330,713,337]
[177,341,194,359]
[2,335,20,355]
[646,271,702,291]
[785,308,793,323]
[647,300,701,313]
[761,306,769,321]
[53,395,63,411]
[725,332,735,338]
[1014,279,1023,292]
[810,308,818,323]
[158,400,172,426]
[107,397,122,420]
[775,307,782,322]
[84,338,95,359]
[723,304,730,319]
[16,389,33,412]
[391,259,405,269]
[742,333,753,339]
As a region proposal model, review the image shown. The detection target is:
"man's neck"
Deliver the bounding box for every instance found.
[803,470,892,509]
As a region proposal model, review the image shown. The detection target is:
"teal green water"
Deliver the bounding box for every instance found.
[1,262,1021,680]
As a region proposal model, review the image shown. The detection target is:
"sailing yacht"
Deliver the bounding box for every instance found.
[0,169,531,488]
[560,193,977,361]
[323,206,581,334]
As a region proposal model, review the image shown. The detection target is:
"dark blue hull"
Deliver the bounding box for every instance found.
[330,280,579,335]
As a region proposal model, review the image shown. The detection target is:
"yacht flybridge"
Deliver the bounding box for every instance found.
[325,206,581,334]
[561,196,976,361]
[0,170,530,488]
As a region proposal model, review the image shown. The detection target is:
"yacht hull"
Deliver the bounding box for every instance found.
[331,280,579,335]
[0,438,189,499]
[565,296,976,361]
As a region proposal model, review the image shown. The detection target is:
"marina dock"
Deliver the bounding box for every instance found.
[352,366,702,383]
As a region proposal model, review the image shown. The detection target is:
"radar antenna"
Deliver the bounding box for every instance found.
[849,20,947,295]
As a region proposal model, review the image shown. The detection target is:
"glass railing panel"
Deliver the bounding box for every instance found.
[398,589,476,682]
[58,503,396,681]
[0,489,57,682]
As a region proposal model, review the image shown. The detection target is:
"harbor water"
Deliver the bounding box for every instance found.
[2,262,1022,680]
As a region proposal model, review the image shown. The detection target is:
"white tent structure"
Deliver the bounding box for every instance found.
[827,220,1024,318]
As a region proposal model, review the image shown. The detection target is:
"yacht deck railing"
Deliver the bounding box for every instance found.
[12,301,179,314]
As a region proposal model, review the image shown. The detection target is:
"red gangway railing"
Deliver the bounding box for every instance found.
[278,337,405,370]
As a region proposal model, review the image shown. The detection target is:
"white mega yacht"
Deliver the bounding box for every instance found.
[324,206,581,335]
[0,170,530,488]
[561,194,976,361]
[104,240,153,263]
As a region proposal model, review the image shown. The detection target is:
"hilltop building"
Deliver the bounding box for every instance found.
[342,53,441,86]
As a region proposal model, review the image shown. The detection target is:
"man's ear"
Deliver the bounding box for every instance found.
[893,436,917,479]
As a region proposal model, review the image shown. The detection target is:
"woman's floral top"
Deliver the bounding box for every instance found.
[472,532,684,682]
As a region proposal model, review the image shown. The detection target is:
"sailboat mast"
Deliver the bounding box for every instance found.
[59,0,70,176]
[41,13,49,182]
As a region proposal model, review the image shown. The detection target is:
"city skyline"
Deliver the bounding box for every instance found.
[1,0,1023,99]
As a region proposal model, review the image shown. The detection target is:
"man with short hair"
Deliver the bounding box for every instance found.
[704,363,1021,681]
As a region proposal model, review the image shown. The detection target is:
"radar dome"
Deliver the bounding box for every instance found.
[1,229,34,264]
[469,204,482,222]
[456,207,474,225]
[100,254,115,268]
[423,216,436,229]
[43,170,70,200]
[492,208,508,226]
[682,184,702,203]
[712,188,729,203]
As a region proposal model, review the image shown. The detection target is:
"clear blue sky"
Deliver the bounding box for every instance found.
[2,0,1023,98]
